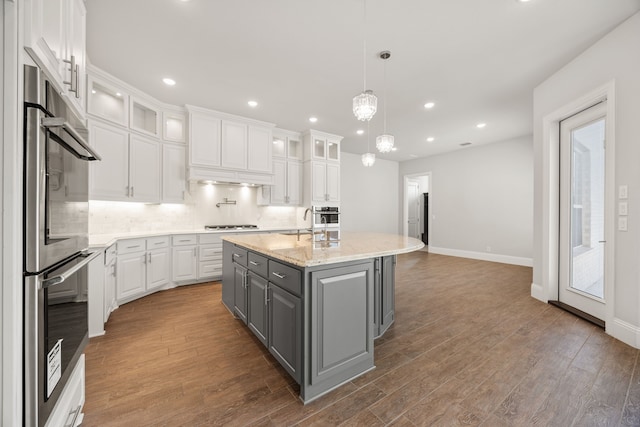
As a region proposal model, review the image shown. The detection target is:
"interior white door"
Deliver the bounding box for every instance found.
[559,102,607,321]
[407,181,421,239]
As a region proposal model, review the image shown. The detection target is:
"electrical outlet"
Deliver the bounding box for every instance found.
[618,217,628,231]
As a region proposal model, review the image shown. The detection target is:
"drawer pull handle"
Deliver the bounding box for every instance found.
[272,272,286,279]
[233,253,242,258]
[127,245,141,249]
[179,239,191,242]
[249,261,259,266]
[154,242,164,245]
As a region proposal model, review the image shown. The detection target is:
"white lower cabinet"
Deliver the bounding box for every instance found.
[116,237,170,303]
[45,354,85,427]
[172,234,198,282]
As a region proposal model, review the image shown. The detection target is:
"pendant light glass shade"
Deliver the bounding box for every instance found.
[361,152,376,167]
[353,90,378,121]
[376,134,395,153]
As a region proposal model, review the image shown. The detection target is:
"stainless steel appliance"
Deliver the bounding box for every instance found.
[311,206,340,229]
[23,64,101,427]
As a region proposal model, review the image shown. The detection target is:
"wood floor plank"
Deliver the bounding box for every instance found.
[82,252,640,426]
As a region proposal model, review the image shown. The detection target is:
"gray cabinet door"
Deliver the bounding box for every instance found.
[247,272,268,346]
[269,284,302,383]
[221,241,235,311]
[234,264,248,324]
[379,255,396,335]
[309,262,374,389]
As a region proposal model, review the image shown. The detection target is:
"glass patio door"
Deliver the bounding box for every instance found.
[558,102,607,322]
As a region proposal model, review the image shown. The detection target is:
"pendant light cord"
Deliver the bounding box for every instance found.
[383,56,387,133]
[363,0,367,92]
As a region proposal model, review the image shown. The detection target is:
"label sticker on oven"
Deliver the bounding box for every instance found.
[47,339,63,398]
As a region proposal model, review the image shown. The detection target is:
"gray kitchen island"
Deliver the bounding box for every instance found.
[221,231,424,403]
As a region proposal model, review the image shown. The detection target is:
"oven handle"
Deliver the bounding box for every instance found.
[42,251,102,289]
[41,117,102,161]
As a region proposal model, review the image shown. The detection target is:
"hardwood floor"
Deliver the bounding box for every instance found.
[83,252,640,426]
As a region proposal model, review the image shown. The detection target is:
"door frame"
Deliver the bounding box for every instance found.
[403,171,432,246]
[536,81,615,331]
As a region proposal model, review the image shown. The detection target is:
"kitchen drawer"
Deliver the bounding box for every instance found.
[199,233,223,244]
[172,234,197,246]
[147,236,169,249]
[117,238,146,254]
[247,252,268,278]
[231,246,248,267]
[199,261,222,279]
[45,354,85,427]
[268,260,301,296]
[105,244,117,264]
[199,244,222,261]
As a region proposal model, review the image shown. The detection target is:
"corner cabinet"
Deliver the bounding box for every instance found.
[186,105,275,185]
[302,130,342,206]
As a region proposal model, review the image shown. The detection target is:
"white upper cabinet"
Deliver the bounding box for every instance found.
[260,129,302,206]
[248,126,272,173]
[163,112,186,143]
[89,119,161,203]
[130,98,161,137]
[186,105,275,184]
[303,130,341,162]
[221,121,248,170]
[303,130,342,206]
[162,144,186,203]
[24,0,87,119]
[189,111,221,168]
[89,121,130,200]
[129,135,161,202]
[88,76,129,126]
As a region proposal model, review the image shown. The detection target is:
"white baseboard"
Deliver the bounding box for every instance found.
[428,246,533,267]
[530,282,546,302]
[607,318,640,349]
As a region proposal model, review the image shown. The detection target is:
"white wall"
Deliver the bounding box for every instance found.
[340,152,400,234]
[533,12,640,345]
[400,136,534,265]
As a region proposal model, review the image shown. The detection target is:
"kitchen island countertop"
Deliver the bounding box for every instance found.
[222,231,424,267]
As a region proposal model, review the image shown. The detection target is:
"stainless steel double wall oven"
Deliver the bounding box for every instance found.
[23,65,101,427]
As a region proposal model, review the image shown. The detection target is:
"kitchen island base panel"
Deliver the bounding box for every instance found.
[298,365,377,405]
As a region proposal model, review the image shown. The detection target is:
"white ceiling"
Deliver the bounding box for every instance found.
[86,0,640,162]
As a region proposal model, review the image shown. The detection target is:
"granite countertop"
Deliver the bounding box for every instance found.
[222,231,425,267]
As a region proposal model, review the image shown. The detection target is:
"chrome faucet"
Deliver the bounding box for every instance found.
[303,207,312,221]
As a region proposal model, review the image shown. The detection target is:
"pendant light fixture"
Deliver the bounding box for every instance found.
[376,51,395,153]
[352,0,377,122]
[361,121,376,167]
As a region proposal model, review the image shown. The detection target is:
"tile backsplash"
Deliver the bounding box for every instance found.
[89,183,307,235]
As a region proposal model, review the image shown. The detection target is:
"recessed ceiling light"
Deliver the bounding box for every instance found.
[356,129,364,135]
[424,102,435,109]
[309,117,318,123]
[517,0,531,2]
[91,89,96,94]
[248,100,258,108]
[162,78,176,86]
[426,137,435,142]
[476,123,486,129]
[115,92,122,97]
[391,147,398,151]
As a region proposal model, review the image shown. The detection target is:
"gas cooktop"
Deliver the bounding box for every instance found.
[204,224,258,230]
